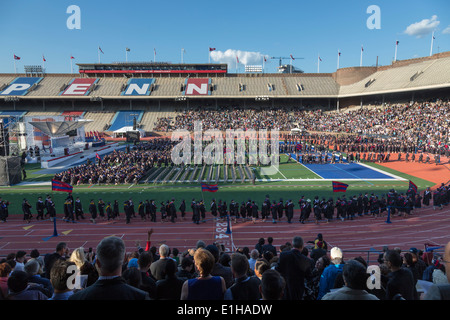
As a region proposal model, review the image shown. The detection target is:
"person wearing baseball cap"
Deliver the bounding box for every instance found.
[317,247,344,300]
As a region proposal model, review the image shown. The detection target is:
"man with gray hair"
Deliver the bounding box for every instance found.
[69,236,149,300]
[276,236,312,300]
[24,259,53,298]
[150,244,171,281]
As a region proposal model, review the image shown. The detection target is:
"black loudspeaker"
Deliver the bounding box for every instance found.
[0,156,22,186]
[133,117,137,130]
[126,131,140,143]
[0,123,10,157]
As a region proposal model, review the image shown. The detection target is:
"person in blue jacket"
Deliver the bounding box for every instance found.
[317,247,344,300]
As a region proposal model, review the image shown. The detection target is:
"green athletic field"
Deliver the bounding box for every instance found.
[0,155,435,216]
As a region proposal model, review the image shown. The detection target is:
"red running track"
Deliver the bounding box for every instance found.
[0,205,449,262]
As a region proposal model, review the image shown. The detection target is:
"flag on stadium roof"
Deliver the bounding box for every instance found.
[126,47,130,52]
[52,179,73,193]
[332,181,348,192]
[42,55,46,62]
[409,180,418,193]
[99,46,104,54]
[290,54,295,60]
[70,56,75,59]
[201,183,219,193]
[14,55,20,60]
[209,47,216,52]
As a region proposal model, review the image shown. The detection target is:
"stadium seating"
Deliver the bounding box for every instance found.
[83,111,115,132]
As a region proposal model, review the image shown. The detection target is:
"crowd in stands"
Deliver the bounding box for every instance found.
[153,100,450,158]
[1,228,449,301]
[52,138,176,186]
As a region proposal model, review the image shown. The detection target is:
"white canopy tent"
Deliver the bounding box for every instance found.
[113,126,145,138]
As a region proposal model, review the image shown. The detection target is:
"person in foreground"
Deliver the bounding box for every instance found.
[424,241,450,300]
[321,259,379,300]
[180,248,226,300]
[69,236,150,300]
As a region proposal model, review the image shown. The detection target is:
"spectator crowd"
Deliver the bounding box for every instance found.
[1,229,449,301]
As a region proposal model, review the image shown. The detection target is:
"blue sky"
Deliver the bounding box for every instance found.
[1,0,449,74]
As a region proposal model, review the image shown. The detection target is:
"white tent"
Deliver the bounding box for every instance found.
[113,126,145,138]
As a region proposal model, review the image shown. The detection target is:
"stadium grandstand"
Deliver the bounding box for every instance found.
[0,51,449,174]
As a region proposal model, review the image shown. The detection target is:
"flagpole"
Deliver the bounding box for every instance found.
[337,50,340,70]
[394,41,398,62]
[70,56,73,74]
[430,31,434,56]
[126,49,128,62]
[98,48,100,63]
[262,56,265,74]
[360,46,363,67]
[13,58,17,74]
[317,54,320,73]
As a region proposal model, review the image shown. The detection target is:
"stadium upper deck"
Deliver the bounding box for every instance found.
[0,52,449,106]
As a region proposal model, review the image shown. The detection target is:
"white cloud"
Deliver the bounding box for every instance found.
[210,49,269,67]
[443,25,450,34]
[404,15,440,38]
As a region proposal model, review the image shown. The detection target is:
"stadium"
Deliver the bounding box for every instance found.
[1,1,450,303]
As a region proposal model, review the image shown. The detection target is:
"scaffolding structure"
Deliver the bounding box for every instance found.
[0,115,23,186]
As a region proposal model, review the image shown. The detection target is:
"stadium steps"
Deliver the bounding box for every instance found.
[145,167,164,183]
[179,165,191,182]
[238,165,245,183]
[214,165,220,183]
[206,165,213,183]
[189,165,198,183]
[198,165,207,183]
[224,165,228,183]
[231,165,236,183]
[154,166,171,184]
[169,166,184,183]
[162,166,178,184]
[141,167,159,183]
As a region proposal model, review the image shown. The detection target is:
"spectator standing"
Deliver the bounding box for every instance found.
[0,263,12,300]
[317,247,344,300]
[205,244,233,289]
[150,244,171,281]
[259,269,285,300]
[310,241,327,263]
[276,236,313,300]
[384,249,416,300]
[69,236,150,300]
[44,242,69,279]
[322,260,379,300]
[424,241,450,300]
[14,251,27,272]
[224,253,261,300]
[180,248,226,300]
[262,237,277,257]
[155,259,184,300]
[248,249,259,272]
[49,260,76,300]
